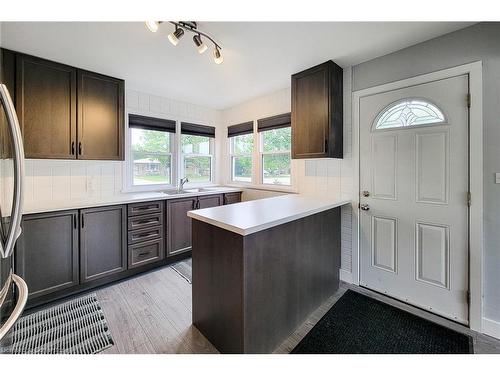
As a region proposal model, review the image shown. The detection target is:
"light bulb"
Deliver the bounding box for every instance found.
[145,21,160,33]
[213,48,223,64]
[168,27,184,46]
[193,34,208,54]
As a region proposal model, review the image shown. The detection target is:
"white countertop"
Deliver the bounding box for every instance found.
[187,194,350,236]
[22,187,243,215]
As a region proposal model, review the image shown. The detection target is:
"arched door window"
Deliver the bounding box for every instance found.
[373,98,446,130]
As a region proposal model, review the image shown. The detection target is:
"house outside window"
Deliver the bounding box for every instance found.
[227,121,254,183]
[257,113,291,186]
[181,122,216,183]
[129,114,175,186]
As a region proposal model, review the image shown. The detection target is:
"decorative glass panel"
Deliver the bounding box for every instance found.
[374,99,446,130]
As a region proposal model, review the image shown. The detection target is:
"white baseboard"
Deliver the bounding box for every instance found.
[482,318,500,339]
[340,269,353,284]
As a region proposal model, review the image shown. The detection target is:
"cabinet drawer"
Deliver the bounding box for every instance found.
[128,225,163,245]
[128,238,164,269]
[128,201,163,216]
[128,212,163,230]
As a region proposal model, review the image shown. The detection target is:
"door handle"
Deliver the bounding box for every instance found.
[0,84,25,259]
[360,204,370,211]
[71,141,75,155]
[78,142,82,155]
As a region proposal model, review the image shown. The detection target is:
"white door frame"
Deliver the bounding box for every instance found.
[351,61,483,332]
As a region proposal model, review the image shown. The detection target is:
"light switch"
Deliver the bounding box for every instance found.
[496,173,500,184]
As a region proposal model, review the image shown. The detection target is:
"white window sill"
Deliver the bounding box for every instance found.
[225,182,298,194]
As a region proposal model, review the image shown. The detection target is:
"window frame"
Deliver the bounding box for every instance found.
[259,127,292,187]
[126,113,177,192]
[225,117,296,193]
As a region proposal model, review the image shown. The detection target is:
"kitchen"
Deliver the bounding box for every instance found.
[1,8,500,369]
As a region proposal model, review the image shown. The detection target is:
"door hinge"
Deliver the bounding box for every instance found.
[466,93,471,108]
[466,290,471,304]
[467,191,472,207]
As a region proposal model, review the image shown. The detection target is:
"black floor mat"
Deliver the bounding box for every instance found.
[291,290,473,354]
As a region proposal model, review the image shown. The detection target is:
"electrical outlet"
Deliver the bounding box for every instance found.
[495,173,500,184]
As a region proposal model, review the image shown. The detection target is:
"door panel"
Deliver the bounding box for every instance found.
[15,210,79,301]
[371,216,397,273]
[167,197,196,257]
[16,54,77,159]
[80,205,127,283]
[198,194,222,209]
[371,135,397,200]
[77,70,124,160]
[359,75,469,323]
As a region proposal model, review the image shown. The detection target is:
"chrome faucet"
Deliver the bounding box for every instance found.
[178,177,189,192]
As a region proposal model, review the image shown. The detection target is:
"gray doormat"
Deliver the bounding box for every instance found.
[8,293,114,354]
[170,258,192,284]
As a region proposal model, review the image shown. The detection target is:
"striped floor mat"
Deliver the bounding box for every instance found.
[7,293,113,354]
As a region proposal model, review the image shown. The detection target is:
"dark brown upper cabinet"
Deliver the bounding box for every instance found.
[291,60,343,159]
[77,70,124,160]
[1,48,125,161]
[16,53,77,159]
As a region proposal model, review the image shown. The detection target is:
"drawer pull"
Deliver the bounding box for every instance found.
[138,251,151,257]
[135,219,158,225]
[134,205,156,211]
[133,231,157,239]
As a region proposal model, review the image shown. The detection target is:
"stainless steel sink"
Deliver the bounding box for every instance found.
[163,187,223,195]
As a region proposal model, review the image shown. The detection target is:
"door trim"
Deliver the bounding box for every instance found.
[351,61,483,332]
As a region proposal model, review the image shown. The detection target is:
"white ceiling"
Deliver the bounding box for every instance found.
[1,22,473,109]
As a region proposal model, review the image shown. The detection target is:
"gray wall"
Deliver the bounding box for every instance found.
[353,22,500,322]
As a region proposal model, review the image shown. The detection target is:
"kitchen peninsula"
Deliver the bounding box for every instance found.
[188,195,349,353]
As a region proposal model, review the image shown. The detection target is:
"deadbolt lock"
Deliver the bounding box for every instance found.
[362,191,370,197]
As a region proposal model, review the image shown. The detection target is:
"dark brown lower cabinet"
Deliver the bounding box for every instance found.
[198,194,223,209]
[15,210,79,302]
[223,192,242,205]
[80,205,127,283]
[167,197,197,257]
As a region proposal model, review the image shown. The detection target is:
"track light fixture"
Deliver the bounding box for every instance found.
[167,26,184,46]
[213,47,223,65]
[145,21,223,64]
[193,34,208,54]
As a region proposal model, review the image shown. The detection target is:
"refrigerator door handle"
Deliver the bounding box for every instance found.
[0,84,25,259]
[0,274,28,340]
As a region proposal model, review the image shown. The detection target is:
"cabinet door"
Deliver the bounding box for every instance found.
[80,205,127,283]
[198,194,222,209]
[15,210,79,300]
[77,70,124,160]
[167,197,197,257]
[223,192,242,205]
[291,60,343,159]
[16,53,77,159]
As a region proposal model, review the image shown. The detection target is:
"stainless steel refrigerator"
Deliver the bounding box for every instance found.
[0,77,28,352]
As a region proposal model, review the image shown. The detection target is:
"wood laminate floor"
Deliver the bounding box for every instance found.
[96,265,500,354]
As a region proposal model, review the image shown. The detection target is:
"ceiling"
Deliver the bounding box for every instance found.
[1,22,473,109]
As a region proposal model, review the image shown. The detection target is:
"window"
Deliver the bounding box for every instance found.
[129,114,175,186]
[374,98,446,130]
[181,123,215,183]
[231,134,253,182]
[258,113,291,186]
[260,127,291,185]
[228,121,254,183]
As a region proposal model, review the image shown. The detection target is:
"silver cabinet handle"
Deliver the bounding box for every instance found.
[0,84,25,259]
[0,274,28,341]
[360,204,370,211]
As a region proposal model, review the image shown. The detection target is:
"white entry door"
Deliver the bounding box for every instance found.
[359,75,469,324]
